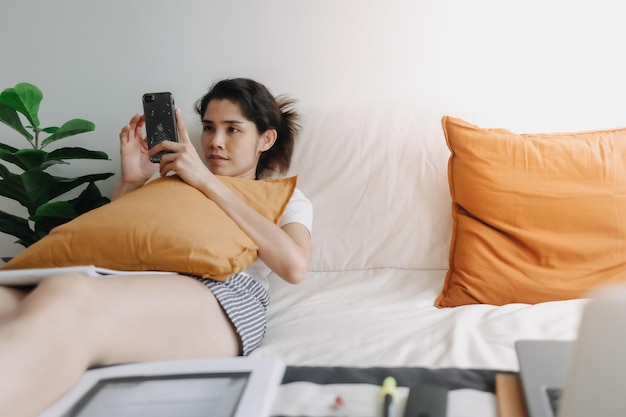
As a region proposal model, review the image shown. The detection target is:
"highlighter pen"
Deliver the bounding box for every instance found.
[382,376,397,417]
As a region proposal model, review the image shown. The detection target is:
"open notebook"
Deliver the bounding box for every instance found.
[0,266,177,285]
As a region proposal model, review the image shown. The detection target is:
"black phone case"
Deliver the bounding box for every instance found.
[142,92,178,163]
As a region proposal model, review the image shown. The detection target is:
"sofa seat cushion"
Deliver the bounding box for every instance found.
[437,116,626,307]
[253,268,584,370]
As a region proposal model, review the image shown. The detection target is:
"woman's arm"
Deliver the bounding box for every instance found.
[199,180,312,284]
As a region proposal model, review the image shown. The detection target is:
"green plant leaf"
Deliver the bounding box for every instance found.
[31,182,110,238]
[31,200,77,220]
[0,149,49,171]
[49,172,114,202]
[48,147,109,161]
[0,170,30,207]
[0,163,13,180]
[39,159,69,170]
[0,170,114,215]
[33,216,69,240]
[0,143,18,153]
[72,181,110,214]
[18,171,114,213]
[0,147,109,172]
[0,103,33,141]
[0,82,41,127]
[0,149,27,172]
[41,119,95,147]
[15,171,58,213]
[0,210,36,247]
[31,183,109,222]
[0,148,69,173]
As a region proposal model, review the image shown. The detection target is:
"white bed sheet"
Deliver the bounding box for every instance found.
[252,269,587,371]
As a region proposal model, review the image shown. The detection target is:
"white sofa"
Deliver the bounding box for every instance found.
[251,103,587,372]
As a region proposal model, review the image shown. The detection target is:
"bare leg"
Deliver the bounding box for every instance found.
[0,273,240,417]
[0,285,28,319]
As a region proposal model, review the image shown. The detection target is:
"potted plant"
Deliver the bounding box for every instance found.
[0,82,113,261]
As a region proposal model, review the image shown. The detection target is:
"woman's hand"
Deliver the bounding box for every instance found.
[119,114,158,184]
[112,115,159,200]
[151,109,216,189]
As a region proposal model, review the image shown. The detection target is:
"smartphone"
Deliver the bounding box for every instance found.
[142,92,179,163]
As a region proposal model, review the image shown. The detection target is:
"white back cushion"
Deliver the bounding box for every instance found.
[287,104,452,272]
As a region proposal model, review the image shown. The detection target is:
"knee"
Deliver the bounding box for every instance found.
[14,274,100,368]
[0,286,28,318]
[38,272,93,290]
[27,273,99,320]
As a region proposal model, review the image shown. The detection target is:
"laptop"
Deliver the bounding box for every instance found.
[515,285,626,417]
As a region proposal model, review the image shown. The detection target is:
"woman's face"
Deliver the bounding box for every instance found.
[200,99,272,179]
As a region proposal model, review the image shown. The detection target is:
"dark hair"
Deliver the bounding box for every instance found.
[194,78,300,179]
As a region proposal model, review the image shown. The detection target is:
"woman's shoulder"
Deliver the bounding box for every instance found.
[290,187,309,202]
[287,188,312,212]
[280,188,313,231]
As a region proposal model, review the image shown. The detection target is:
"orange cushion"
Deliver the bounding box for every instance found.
[2,175,296,280]
[436,116,626,307]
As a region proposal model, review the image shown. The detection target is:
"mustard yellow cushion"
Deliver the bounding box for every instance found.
[2,175,297,280]
[436,116,626,307]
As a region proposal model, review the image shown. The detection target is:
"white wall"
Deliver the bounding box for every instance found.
[1,0,625,258]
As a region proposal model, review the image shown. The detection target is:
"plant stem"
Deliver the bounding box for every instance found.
[33,126,39,149]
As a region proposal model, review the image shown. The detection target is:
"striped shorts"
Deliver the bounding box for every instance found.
[193,273,270,356]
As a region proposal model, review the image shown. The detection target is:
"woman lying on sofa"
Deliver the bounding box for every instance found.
[0,78,313,417]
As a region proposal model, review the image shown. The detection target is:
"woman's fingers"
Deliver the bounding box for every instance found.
[119,114,144,145]
[134,115,145,140]
[175,108,191,144]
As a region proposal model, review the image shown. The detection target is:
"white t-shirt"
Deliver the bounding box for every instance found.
[240,188,313,290]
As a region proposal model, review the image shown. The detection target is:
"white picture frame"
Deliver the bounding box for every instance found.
[38,357,286,417]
